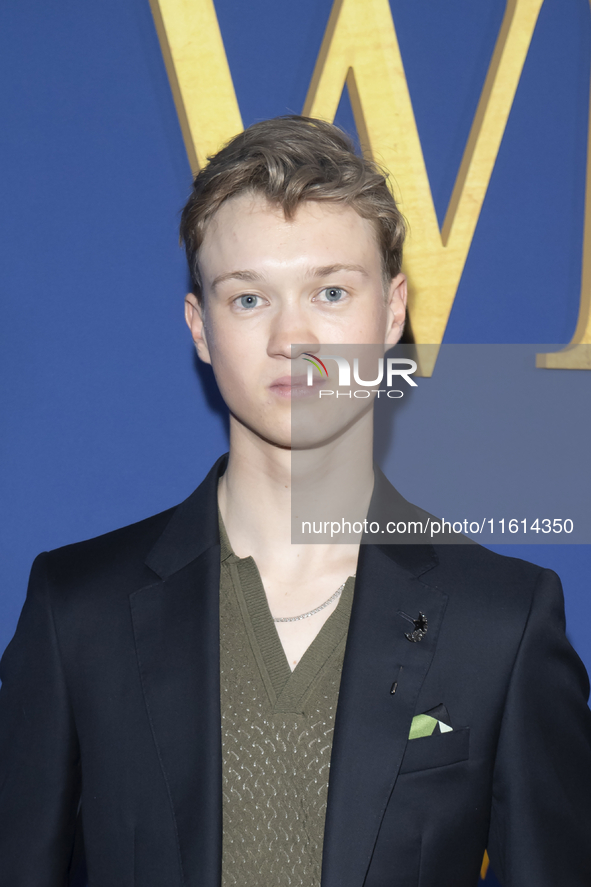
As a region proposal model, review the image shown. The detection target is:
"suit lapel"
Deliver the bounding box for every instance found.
[322,541,447,887]
[130,456,227,887]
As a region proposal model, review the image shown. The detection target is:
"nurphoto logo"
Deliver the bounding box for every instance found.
[303,353,418,398]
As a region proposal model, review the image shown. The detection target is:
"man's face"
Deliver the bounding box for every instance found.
[185,192,407,449]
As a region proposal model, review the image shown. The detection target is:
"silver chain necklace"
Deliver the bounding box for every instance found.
[272,577,354,623]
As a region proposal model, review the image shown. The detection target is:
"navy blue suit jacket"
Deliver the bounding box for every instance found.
[1,455,590,886]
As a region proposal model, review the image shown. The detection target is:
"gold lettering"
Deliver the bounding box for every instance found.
[149,0,242,172]
[537,1,591,371]
[304,0,545,373]
[480,850,490,880]
[151,0,591,371]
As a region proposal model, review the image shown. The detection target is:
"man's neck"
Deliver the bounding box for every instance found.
[218,411,374,577]
[218,412,374,669]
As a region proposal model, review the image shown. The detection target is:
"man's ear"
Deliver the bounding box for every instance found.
[184,293,212,365]
[384,273,408,347]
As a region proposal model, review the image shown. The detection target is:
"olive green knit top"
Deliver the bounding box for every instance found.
[219,515,355,887]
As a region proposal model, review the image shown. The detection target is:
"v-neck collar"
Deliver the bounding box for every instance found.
[219,510,355,714]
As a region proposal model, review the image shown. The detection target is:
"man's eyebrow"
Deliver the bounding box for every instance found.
[211,269,264,290]
[307,263,369,278]
[210,263,368,290]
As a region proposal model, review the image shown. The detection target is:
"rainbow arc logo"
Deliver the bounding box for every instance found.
[302,353,328,377]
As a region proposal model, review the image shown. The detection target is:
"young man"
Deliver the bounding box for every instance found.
[1,117,590,887]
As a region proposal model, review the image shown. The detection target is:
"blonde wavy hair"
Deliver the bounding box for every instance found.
[180,116,406,300]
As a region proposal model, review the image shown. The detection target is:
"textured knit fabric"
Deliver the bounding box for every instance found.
[219,514,355,887]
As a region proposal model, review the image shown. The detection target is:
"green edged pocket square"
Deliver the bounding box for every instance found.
[409,703,454,740]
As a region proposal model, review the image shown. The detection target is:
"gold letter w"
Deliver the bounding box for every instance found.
[304,0,546,373]
[151,0,591,372]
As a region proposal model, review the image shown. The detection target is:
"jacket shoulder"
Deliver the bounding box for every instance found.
[41,505,178,596]
[37,454,227,604]
[433,541,547,583]
[430,541,558,624]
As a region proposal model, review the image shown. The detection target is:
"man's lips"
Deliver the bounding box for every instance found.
[269,374,328,397]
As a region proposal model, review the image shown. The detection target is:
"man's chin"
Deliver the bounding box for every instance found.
[229,413,292,451]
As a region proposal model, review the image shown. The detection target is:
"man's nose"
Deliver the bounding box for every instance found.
[266,306,320,360]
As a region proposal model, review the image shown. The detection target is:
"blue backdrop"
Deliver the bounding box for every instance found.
[1,4,590,883]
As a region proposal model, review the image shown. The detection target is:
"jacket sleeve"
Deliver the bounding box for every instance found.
[487,567,591,886]
[0,553,81,887]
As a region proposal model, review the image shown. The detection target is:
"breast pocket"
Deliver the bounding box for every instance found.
[399,726,470,774]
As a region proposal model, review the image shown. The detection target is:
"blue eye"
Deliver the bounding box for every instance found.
[320,287,344,302]
[237,294,259,309]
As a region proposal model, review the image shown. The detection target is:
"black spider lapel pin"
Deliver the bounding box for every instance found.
[399,610,428,643]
